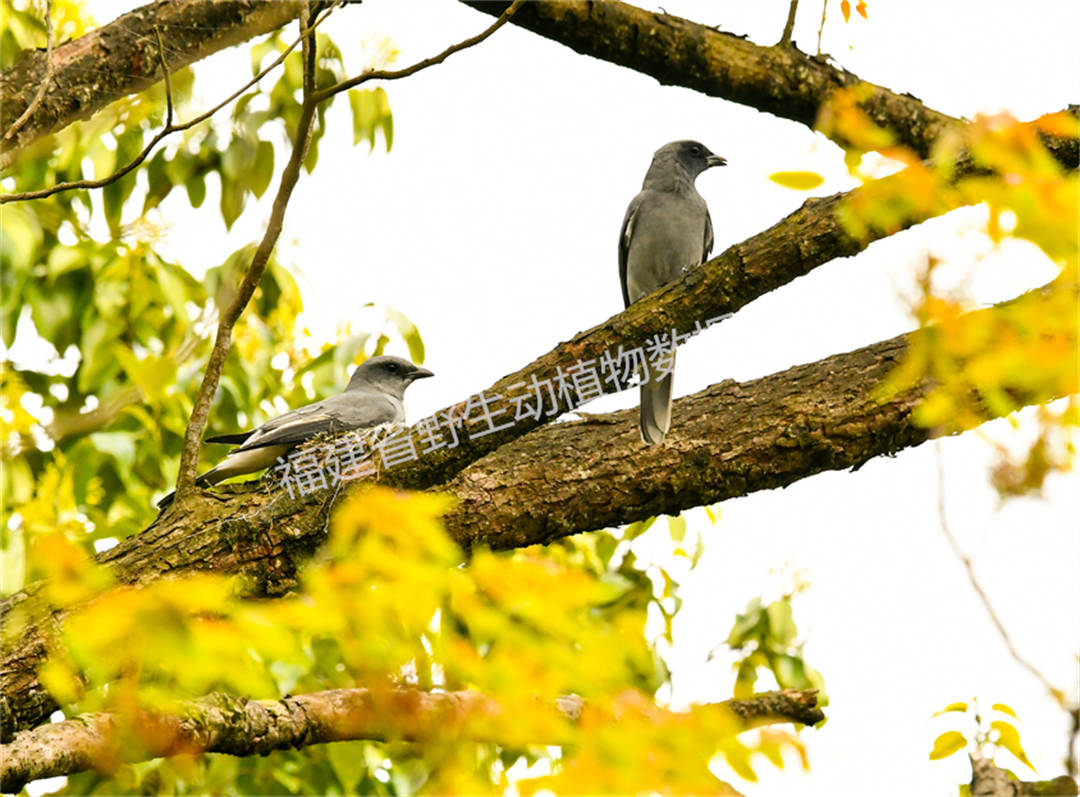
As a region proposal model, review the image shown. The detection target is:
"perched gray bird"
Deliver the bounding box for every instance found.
[619,140,726,443]
[158,355,433,506]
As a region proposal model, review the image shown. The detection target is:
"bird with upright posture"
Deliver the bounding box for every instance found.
[618,140,726,444]
[158,355,433,506]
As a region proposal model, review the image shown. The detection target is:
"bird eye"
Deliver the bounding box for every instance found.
[387,364,398,372]
[691,145,702,156]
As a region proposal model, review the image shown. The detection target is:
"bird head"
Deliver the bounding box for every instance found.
[346,355,434,398]
[653,140,727,178]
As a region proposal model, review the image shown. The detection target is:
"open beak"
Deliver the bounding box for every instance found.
[409,368,434,381]
[706,154,727,168]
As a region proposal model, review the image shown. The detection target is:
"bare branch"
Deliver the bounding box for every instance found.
[310,0,524,103]
[2,0,53,143]
[0,686,822,790]
[173,7,321,497]
[817,0,828,55]
[934,442,1068,703]
[779,0,799,46]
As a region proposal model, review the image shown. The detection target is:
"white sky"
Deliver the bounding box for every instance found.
[48,0,1080,794]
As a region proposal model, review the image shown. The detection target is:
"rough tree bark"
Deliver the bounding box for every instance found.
[0,687,824,790]
[2,284,1073,738]
[2,0,1076,786]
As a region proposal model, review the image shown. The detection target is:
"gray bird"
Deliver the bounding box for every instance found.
[158,355,433,506]
[619,140,726,443]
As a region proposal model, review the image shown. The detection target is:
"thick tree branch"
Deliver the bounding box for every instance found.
[0,686,822,791]
[3,284,1072,735]
[0,0,305,169]
[3,0,54,144]
[462,1,1080,169]
[317,117,1076,495]
[463,0,958,157]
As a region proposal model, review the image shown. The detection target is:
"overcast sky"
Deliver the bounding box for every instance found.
[63,0,1080,793]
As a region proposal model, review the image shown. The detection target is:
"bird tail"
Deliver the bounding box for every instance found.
[205,431,253,445]
[639,355,674,444]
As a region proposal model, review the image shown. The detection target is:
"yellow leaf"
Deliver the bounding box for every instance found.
[991,720,1035,771]
[991,702,1017,718]
[933,701,969,716]
[856,1,868,19]
[841,0,851,22]
[929,730,967,760]
[769,171,825,190]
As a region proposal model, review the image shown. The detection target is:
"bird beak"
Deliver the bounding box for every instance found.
[706,154,727,168]
[409,368,434,381]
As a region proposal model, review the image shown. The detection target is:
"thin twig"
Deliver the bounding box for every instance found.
[3,0,54,142]
[0,9,332,204]
[173,7,321,497]
[1069,703,1079,778]
[816,0,828,55]
[153,26,174,129]
[172,0,523,497]
[310,0,524,103]
[779,0,799,46]
[934,442,1063,702]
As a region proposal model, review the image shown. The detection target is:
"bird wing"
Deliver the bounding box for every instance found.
[234,392,400,452]
[703,206,714,261]
[618,193,643,309]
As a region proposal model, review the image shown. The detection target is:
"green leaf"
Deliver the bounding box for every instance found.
[769,171,826,190]
[623,516,656,542]
[222,136,256,181]
[766,599,796,646]
[185,173,207,208]
[733,658,756,699]
[115,346,177,402]
[78,317,122,392]
[89,431,137,471]
[772,653,808,688]
[727,598,764,648]
[991,720,1035,771]
[929,730,967,761]
[327,740,368,794]
[220,175,246,230]
[348,87,393,152]
[249,140,275,198]
[387,307,424,364]
[667,514,687,542]
[143,150,173,212]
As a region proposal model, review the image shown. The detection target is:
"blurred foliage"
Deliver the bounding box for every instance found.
[30,488,798,795]
[0,3,802,795]
[1,4,404,579]
[820,87,1079,498]
[724,589,826,703]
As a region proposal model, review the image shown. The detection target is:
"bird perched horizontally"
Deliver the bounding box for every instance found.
[157,355,433,507]
[618,140,726,444]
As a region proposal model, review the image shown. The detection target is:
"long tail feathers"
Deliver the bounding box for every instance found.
[639,370,674,444]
